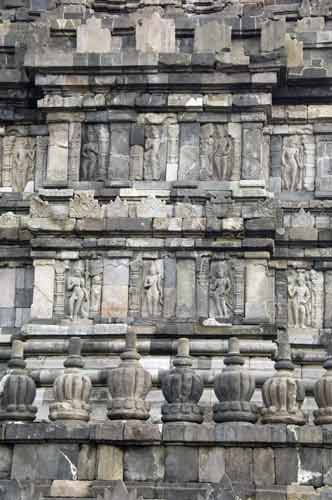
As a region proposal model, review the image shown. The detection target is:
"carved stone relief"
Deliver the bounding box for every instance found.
[208,261,233,323]
[63,259,103,321]
[199,124,233,181]
[142,260,163,317]
[288,269,323,329]
[2,136,36,192]
[281,135,305,191]
[81,125,99,181]
[144,125,164,180]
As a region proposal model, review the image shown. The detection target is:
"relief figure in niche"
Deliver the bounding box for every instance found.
[143,261,163,316]
[288,271,311,328]
[67,261,89,321]
[200,124,233,181]
[81,126,99,180]
[12,137,36,192]
[213,125,233,180]
[144,125,161,180]
[281,135,304,191]
[209,262,232,321]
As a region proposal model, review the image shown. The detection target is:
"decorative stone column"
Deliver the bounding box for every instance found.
[49,337,91,423]
[313,339,332,425]
[261,340,306,425]
[161,338,204,423]
[213,337,257,423]
[107,332,151,420]
[0,340,37,422]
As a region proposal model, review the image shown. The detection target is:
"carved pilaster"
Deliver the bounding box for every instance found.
[98,124,109,181]
[197,255,210,318]
[68,122,82,184]
[233,259,245,318]
[166,123,179,181]
[128,254,143,318]
[35,135,48,190]
[54,261,66,318]
[2,136,15,187]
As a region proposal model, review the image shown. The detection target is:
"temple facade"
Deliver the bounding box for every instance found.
[0,0,332,498]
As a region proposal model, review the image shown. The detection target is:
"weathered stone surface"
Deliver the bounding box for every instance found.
[165,446,198,482]
[97,445,123,480]
[77,17,112,53]
[124,446,164,481]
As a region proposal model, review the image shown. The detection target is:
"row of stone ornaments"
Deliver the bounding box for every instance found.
[2,333,332,426]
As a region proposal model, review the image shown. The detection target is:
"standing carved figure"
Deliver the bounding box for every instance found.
[67,262,89,321]
[209,263,232,319]
[81,127,99,180]
[213,125,233,180]
[143,261,163,316]
[12,138,36,192]
[144,125,161,180]
[288,272,311,328]
[281,136,304,191]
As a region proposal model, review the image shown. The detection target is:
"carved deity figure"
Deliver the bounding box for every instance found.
[209,263,232,319]
[67,262,89,321]
[90,274,102,316]
[288,271,311,328]
[142,261,163,316]
[200,124,233,180]
[281,135,305,191]
[144,125,161,180]
[12,137,36,192]
[213,125,233,180]
[81,127,99,180]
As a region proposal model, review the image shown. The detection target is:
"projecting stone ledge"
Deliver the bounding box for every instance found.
[0,421,328,446]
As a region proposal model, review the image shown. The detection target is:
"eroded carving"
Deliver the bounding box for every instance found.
[288,269,323,329]
[11,137,36,192]
[281,135,305,191]
[144,125,161,180]
[142,260,163,317]
[81,125,99,181]
[200,124,233,180]
[67,261,90,321]
[208,261,232,322]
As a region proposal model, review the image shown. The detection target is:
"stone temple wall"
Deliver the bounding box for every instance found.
[0,0,332,497]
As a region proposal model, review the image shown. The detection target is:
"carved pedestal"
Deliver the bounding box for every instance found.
[49,337,91,423]
[213,338,257,423]
[261,340,306,425]
[314,340,332,425]
[0,340,37,422]
[161,338,204,423]
[107,332,151,420]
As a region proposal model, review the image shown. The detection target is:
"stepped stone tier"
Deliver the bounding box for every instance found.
[2,0,332,496]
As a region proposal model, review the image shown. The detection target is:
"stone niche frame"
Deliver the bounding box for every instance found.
[269,125,315,194]
[0,126,48,193]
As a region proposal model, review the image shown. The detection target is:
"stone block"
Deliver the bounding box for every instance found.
[275,448,298,485]
[78,445,96,480]
[123,421,161,442]
[77,17,112,53]
[0,446,12,479]
[50,480,91,497]
[165,446,198,482]
[0,269,15,307]
[286,485,320,499]
[194,20,231,53]
[136,12,175,53]
[224,447,253,483]
[124,446,164,481]
[102,258,129,318]
[96,445,123,480]
[245,261,274,323]
[46,124,69,186]
[11,444,79,480]
[30,259,55,319]
[253,448,275,486]
[198,447,225,483]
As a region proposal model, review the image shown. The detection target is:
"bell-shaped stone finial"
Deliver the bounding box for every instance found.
[313,338,332,425]
[49,337,91,423]
[213,337,257,423]
[107,331,152,420]
[161,338,204,423]
[0,340,37,421]
[261,339,306,425]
